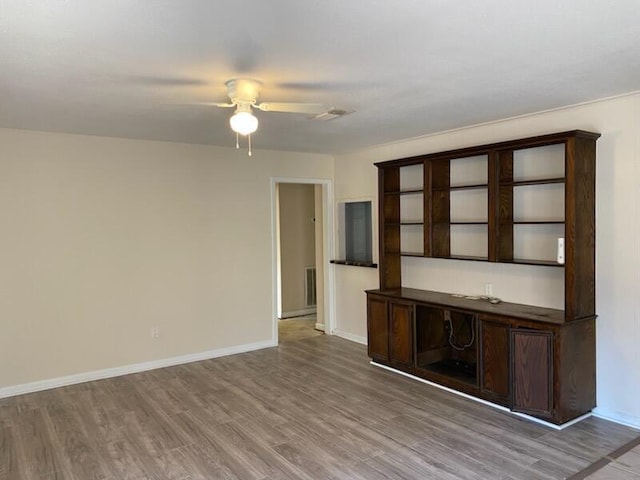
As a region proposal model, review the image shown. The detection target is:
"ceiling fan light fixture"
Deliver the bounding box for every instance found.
[229,110,258,136]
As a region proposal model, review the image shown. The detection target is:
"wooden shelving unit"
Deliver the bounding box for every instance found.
[368,130,600,424]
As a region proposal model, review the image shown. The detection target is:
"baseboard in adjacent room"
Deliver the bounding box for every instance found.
[0,339,276,399]
[280,308,317,319]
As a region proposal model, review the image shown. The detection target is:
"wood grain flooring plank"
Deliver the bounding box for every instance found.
[101,438,158,480]
[166,364,225,395]
[213,423,319,480]
[272,441,343,480]
[37,472,72,480]
[398,408,538,466]
[187,389,238,424]
[9,390,61,419]
[0,398,22,429]
[407,413,541,474]
[45,412,113,480]
[383,398,473,428]
[177,410,317,480]
[521,458,587,479]
[386,382,549,439]
[306,409,405,459]
[576,416,640,443]
[194,387,268,423]
[412,435,536,480]
[102,436,195,480]
[364,413,445,447]
[119,410,192,480]
[616,448,640,470]
[11,408,69,479]
[327,459,399,480]
[274,418,376,465]
[131,408,193,453]
[229,413,293,448]
[0,425,26,480]
[170,411,267,480]
[173,444,241,480]
[214,382,291,425]
[538,425,639,462]
[62,391,130,448]
[231,371,346,421]
[451,411,590,473]
[109,383,163,426]
[363,447,468,480]
[584,462,640,479]
[232,374,293,404]
[140,381,207,416]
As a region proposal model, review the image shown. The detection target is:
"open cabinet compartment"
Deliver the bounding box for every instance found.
[415,305,478,386]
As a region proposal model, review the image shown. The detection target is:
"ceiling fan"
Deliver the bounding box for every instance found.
[208,78,328,155]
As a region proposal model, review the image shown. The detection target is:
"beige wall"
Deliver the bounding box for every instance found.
[278,183,316,315]
[332,151,379,342]
[0,128,332,389]
[333,93,640,427]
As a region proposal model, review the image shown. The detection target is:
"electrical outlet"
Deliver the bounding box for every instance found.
[151,327,159,338]
[485,283,493,296]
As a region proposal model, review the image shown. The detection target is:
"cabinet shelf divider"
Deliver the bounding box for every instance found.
[433,183,488,191]
[503,177,565,187]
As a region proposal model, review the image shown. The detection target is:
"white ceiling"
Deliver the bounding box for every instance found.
[1,1,640,154]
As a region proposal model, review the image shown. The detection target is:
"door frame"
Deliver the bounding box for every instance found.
[271,177,335,344]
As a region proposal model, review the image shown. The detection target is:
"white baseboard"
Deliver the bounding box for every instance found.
[0,339,276,399]
[592,408,640,430]
[333,329,367,345]
[315,322,325,332]
[280,308,316,319]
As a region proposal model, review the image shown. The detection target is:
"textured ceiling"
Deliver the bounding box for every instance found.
[1,1,640,154]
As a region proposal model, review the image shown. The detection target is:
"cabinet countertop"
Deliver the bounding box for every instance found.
[366,287,567,325]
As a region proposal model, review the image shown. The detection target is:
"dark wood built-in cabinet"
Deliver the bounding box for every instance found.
[367,130,599,425]
[367,295,389,362]
[511,328,553,417]
[479,317,510,406]
[388,301,414,367]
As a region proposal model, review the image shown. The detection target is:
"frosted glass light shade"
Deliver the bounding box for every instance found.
[230,111,258,135]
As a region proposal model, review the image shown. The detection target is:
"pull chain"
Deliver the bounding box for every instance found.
[233,132,253,156]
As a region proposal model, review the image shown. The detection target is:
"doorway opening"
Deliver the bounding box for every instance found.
[271,178,334,345]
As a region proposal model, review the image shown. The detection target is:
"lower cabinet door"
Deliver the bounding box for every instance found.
[389,301,414,367]
[511,329,553,417]
[480,318,510,405]
[367,295,389,362]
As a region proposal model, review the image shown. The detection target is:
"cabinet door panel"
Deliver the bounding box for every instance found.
[390,302,414,367]
[480,320,510,404]
[511,329,553,417]
[367,296,389,362]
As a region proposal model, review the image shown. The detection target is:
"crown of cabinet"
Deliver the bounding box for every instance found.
[374,130,600,169]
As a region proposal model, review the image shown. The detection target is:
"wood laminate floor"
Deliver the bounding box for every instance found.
[1,335,639,480]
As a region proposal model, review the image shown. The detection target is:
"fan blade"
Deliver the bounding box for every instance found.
[255,102,326,114]
[189,102,236,108]
[117,74,210,87]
